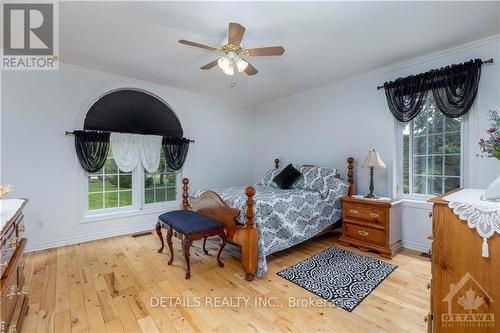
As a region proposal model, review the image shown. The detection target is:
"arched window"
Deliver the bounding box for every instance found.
[84,89,182,212]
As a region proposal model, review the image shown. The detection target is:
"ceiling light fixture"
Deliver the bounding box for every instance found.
[217,57,230,71]
[235,57,248,72]
[222,62,235,76]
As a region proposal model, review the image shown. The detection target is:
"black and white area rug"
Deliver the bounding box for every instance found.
[277,247,397,312]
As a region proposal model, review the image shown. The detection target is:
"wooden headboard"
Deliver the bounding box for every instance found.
[274,157,355,196]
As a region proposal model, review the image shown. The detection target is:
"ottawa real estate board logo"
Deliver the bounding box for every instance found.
[2,2,58,70]
[442,272,495,328]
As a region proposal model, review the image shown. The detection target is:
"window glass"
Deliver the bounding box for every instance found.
[88,149,133,210]
[402,95,461,196]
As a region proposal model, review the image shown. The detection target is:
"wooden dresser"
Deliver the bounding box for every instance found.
[1,199,29,333]
[339,196,403,258]
[427,191,499,333]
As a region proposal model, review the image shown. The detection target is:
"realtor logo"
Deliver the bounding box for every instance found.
[442,272,495,328]
[2,2,58,69]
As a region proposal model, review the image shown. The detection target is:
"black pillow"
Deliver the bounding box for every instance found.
[273,164,301,189]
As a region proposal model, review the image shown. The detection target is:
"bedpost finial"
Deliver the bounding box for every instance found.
[245,186,255,197]
[274,159,280,169]
[182,178,189,185]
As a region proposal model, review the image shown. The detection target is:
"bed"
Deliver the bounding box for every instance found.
[172,157,354,281]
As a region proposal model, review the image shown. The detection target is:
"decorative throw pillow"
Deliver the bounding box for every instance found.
[258,168,281,186]
[273,164,302,189]
[297,166,340,198]
[292,165,313,189]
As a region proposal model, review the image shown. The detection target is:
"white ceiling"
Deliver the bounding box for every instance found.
[60,1,500,105]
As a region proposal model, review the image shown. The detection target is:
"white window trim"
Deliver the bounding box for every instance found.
[395,104,476,202]
[78,163,182,224]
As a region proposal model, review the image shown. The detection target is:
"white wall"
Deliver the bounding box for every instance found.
[254,36,500,251]
[1,64,254,251]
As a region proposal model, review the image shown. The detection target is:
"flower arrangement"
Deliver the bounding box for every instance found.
[479,110,500,160]
[0,184,13,198]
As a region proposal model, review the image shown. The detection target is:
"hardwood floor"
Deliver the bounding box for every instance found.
[21,231,431,333]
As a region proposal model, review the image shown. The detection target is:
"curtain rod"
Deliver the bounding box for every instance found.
[376,58,494,90]
[65,130,195,143]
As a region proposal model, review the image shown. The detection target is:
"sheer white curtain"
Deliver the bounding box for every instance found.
[140,135,163,172]
[110,133,140,172]
[110,133,163,172]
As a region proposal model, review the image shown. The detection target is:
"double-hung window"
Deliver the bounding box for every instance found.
[401,95,463,197]
[144,149,177,205]
[88,148,133,210]
[87,147,177,213]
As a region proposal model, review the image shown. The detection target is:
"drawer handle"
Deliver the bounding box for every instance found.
[358,230,369,237]
[349,209,359,215]
[424,316,428,323]
[7,237,18,250]
[369,212,379,219]
[6,285,28,299]
[18,286,28,296]
[427,282,431,290]
[428,212,433,218]
[7,285,18,299]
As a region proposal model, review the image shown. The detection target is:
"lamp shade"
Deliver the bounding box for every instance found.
[361,149,386,168]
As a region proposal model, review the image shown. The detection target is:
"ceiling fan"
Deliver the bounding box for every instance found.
[179,22,285,76]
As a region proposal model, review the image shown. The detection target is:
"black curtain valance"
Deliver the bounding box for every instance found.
[162,137,190,171]
[384,59,483,122]
[74,130,110,173]
[72,130,192,172]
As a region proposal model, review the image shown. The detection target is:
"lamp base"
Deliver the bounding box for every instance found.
[364,193,378,199]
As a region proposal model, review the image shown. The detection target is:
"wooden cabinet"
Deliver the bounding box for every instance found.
[1,199,29,333]
[427,192,499,333]
[339,196,402,258]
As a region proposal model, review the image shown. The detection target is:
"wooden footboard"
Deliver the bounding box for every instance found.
[180,157,355,281]
[182,179,258,281]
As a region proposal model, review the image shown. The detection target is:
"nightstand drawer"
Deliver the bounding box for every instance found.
[344,203,387,225]
[345,224,385,246]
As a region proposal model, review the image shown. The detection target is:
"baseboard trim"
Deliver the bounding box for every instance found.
[25,224,154,253]
[402,240,431,253]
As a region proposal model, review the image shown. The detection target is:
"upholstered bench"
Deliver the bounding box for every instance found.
[155,210,227,279]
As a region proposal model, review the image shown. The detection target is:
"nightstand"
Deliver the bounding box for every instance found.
[338,196,403,259]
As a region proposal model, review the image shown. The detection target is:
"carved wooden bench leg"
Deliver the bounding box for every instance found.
[167,226,174,265]
[156,221,164,253]
[182,238,193,279]
[217,231,227,268]
[202,237,209,255]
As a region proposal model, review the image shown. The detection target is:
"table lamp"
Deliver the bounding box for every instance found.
[361,149,386,198]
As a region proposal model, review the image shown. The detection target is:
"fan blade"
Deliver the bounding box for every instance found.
[244,62,258,75]
[228,22,246,46]
[179,39,217,51]
[200,59,218,70]
[244,46,285,56]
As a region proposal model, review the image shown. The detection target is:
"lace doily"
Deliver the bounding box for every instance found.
[444,189,500,258]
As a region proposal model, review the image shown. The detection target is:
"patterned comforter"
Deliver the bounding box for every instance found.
[193,181,348,277]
